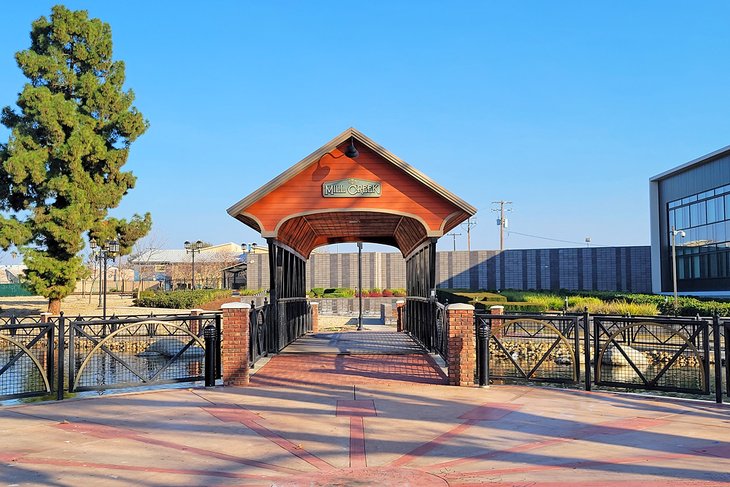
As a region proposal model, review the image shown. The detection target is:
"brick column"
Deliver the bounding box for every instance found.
[40,312,53,323]
[396,300,405,332]
[189,308,204,335]
[310,302,319,333]
[490,305,504,338]
[447,303,475,386]
[219,302,250,386]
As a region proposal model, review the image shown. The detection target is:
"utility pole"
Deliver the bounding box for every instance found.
[491,201,512,251]
[461,217,478,252]
[446,232,461,252]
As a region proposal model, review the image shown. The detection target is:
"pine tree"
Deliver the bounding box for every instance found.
[0,5,151,313]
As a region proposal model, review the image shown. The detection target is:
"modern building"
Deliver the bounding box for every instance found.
[245,246,652,293]
[650,146,730,296]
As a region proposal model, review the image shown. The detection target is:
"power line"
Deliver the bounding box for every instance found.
[446,232,461,252]
[460,217,477,252]
[507,230,608,247]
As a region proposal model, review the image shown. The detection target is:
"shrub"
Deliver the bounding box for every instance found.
[382,289,394,297]
[136,289,232,309]
[392,288,406,297]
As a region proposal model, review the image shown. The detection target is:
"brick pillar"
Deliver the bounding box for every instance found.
[40,312,53,323]
[490,305,504,338]
[396,300,405,332]
[310,302,319,333]
[189,308,204,335]
[219,302,251,386]
[447,303,475,386]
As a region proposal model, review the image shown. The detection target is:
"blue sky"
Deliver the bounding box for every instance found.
[2,1,730,259]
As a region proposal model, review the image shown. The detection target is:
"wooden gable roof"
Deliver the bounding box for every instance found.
[227,128,476,258]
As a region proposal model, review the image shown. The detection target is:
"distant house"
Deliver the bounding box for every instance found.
[129,242,244,290]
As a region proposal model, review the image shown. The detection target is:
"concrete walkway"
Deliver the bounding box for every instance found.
[1,332,730,486]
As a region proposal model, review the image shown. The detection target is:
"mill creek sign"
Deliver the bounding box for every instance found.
[322,178,382,198]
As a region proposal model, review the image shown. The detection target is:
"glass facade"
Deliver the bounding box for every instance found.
[668,184,730,280]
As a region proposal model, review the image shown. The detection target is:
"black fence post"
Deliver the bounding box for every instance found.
[478,318,490,387]
[583,308,592,391]
[204,324,217,387]
[56,313,65,401]
[215,313,222,380]
[724,321,730,400]
[712,314,723,404]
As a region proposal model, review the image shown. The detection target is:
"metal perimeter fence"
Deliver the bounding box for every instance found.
[1,312,221,401]
[474,311,729,403]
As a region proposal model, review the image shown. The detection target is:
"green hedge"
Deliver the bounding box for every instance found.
[309,287,356,298]
[437,289,507,304]
[136,289,232,309]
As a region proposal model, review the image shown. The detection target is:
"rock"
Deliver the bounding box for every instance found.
[145,337,204,358]
[554,355,572,365]
[602,344,649,367]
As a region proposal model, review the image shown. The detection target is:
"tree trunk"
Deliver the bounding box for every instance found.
[48,297,61,315]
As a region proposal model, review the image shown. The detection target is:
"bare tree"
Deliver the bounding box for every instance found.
[128,232,167,299]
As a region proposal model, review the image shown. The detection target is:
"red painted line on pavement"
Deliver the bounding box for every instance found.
[390,420,476,467]
[444,451,690,480]
[458,403,523,421]
[54,421,301,475]
[390,402,522,468]
[0,452,274,480]
[203,405,337,471]
[427,416,669,471]
[350,417,367,468]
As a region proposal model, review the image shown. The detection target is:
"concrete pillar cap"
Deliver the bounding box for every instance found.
[489,305,505,310]
[189,308,205,313]
[396,300,405,304]
[220,302,251,310]
[310,301,319,305]
[446,303,475,311]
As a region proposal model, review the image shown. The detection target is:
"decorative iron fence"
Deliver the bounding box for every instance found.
[1,312,221,401]
[405,297,448,359]
[249,304,269,367]
[0,316,54,400]
[474,310,728,403]
[593,315,711,396]
[475,313,582,385]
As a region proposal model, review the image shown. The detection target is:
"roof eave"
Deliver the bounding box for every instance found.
[650,144,730,182]
[227,127,477,218]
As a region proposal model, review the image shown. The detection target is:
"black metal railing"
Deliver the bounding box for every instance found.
[404,297,447,359]
[1,312,221,402]
[474,310,728,402]
[272,298,311,353]
[475,313,581,385]
[66,313,220,393]
[0,316,55,400]
[249,303,269,366]
[593,315,711,396]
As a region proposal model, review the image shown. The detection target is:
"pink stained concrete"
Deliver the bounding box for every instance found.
[1,364,729,485]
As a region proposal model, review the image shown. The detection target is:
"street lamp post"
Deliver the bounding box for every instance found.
[90,238,120,319]
[670,226,686,310]
[184,240,204,289]
[357,242,363,331]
